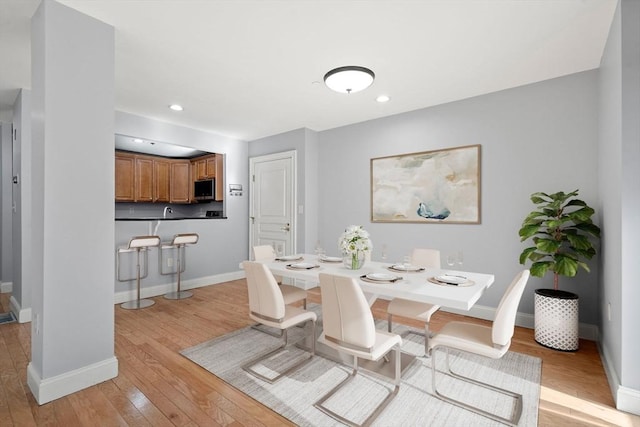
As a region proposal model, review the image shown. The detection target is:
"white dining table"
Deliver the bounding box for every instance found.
[251,254,495,378]
[261,254,495,311]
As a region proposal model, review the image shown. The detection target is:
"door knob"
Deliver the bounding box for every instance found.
[281,223,290,232]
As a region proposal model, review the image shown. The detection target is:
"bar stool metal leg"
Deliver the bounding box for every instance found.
[121,248,156,309]
[164,244,193,300]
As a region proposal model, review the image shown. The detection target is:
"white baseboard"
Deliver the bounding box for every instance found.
[9,295,32,323]
[599,341,640,416]
[27,356,118,405]
[617,386,640,416]
[1,281,13,293]
[114,270,245,304]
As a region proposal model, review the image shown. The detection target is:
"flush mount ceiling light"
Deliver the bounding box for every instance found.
[324,66,375,94]
[169,104,183,111]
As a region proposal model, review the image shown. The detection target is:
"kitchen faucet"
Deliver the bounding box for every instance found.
[163,206,173,218]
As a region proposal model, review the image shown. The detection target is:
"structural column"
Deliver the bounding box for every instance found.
[28,0,117,404]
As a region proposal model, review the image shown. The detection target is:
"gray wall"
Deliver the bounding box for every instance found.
[598,0,640,409]
[1,121,12,287]
[316,71,600,324]
[9,90,32,316]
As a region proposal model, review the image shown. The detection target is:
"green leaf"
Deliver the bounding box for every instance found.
[530,261,552,277]
[536,238,562,253]
[566,233,592,250]
[519,247,537,264]
[519,224,541,241]
[554,254,578,277]
[574,222,601,238]
[530,192,550,204]
[569,206,595,222]
[565,198,587,208]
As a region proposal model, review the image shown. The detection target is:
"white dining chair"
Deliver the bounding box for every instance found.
[428,270,530,426]
[315,273,402,427]
[386,248,441,355]
[252,245,307,308]
[241,261,316,383]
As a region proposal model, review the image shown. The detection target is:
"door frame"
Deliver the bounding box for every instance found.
[249,150,297,256]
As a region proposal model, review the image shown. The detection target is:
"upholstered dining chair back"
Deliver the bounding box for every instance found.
[243,261,285,321]
[252,245,277,261]
[492,269,530,347]
[319,273,376,350]
[411,248,440,268]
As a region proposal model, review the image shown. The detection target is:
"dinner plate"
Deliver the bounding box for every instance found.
[365,273,399,281]
[319,256,342,263]
[435,274,467,285]
[287,262,318,269]
[390,264,423,272]
[276,255,303,261]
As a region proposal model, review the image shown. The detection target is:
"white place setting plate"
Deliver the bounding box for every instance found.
[286,262,319,270]
[276,255,303,262]
[428,274,475,287]
[319,256,343,263]
[388,264,425,272]
[360,273,402,283]
[436,274,467,284]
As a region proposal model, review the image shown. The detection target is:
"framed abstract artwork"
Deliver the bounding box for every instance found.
[370,144,481,224]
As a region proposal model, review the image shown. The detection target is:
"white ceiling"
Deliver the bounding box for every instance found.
[0,0,617,141]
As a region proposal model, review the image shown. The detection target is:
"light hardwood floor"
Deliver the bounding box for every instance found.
[1,280,638,426]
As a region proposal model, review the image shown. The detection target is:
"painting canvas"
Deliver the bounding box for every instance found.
[370,144,481,224]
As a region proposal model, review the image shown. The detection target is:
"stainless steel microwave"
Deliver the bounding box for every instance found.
[194,179,215,201]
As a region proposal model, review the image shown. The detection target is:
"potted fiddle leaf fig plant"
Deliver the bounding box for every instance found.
[518,190,600,351]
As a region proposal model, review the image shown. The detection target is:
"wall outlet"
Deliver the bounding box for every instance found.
[167,258,173,268]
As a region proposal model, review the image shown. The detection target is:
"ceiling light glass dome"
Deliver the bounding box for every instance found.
[324,66,375,94]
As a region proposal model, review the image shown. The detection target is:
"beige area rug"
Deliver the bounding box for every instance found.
[181,309,541,426]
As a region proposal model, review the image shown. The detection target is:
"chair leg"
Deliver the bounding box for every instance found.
[431,346,523,426]
[242,320,315,384]
[314,345,400,427]
[387,313,393,333]
[251,323,286,338]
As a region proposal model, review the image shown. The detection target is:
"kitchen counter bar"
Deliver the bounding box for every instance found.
[115,216,226,221]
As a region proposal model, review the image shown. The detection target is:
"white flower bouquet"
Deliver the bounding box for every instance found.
[338,225,372,269]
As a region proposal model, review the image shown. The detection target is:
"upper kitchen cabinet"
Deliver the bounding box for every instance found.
[170,160,191,203]
[193,154,217,180]
[135,156,154,202]
[153,158,171,203]
[115,152,135,202]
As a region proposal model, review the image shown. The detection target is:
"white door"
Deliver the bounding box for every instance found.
[249,151,296,257]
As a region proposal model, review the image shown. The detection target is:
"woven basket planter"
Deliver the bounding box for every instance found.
[534,289,579,351]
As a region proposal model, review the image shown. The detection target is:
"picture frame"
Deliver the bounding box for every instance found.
[370,144,481,224]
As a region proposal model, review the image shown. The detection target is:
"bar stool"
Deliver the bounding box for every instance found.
[118,235,161,310]
[163,233,199,300]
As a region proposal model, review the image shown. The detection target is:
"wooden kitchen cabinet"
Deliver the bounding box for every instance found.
[135,156,154,202]
[170,160,190,203]
[115,153,135,202]
[215,154,224,201]
[192,154,217,180]
[153,158,171,202]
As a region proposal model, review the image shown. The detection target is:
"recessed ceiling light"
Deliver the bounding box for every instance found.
[324,66,375,94]
[376,95,390,103]
[132,138,143,143]
[169,104,183,111]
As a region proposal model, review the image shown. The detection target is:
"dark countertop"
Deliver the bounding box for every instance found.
[115,216,226,221]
